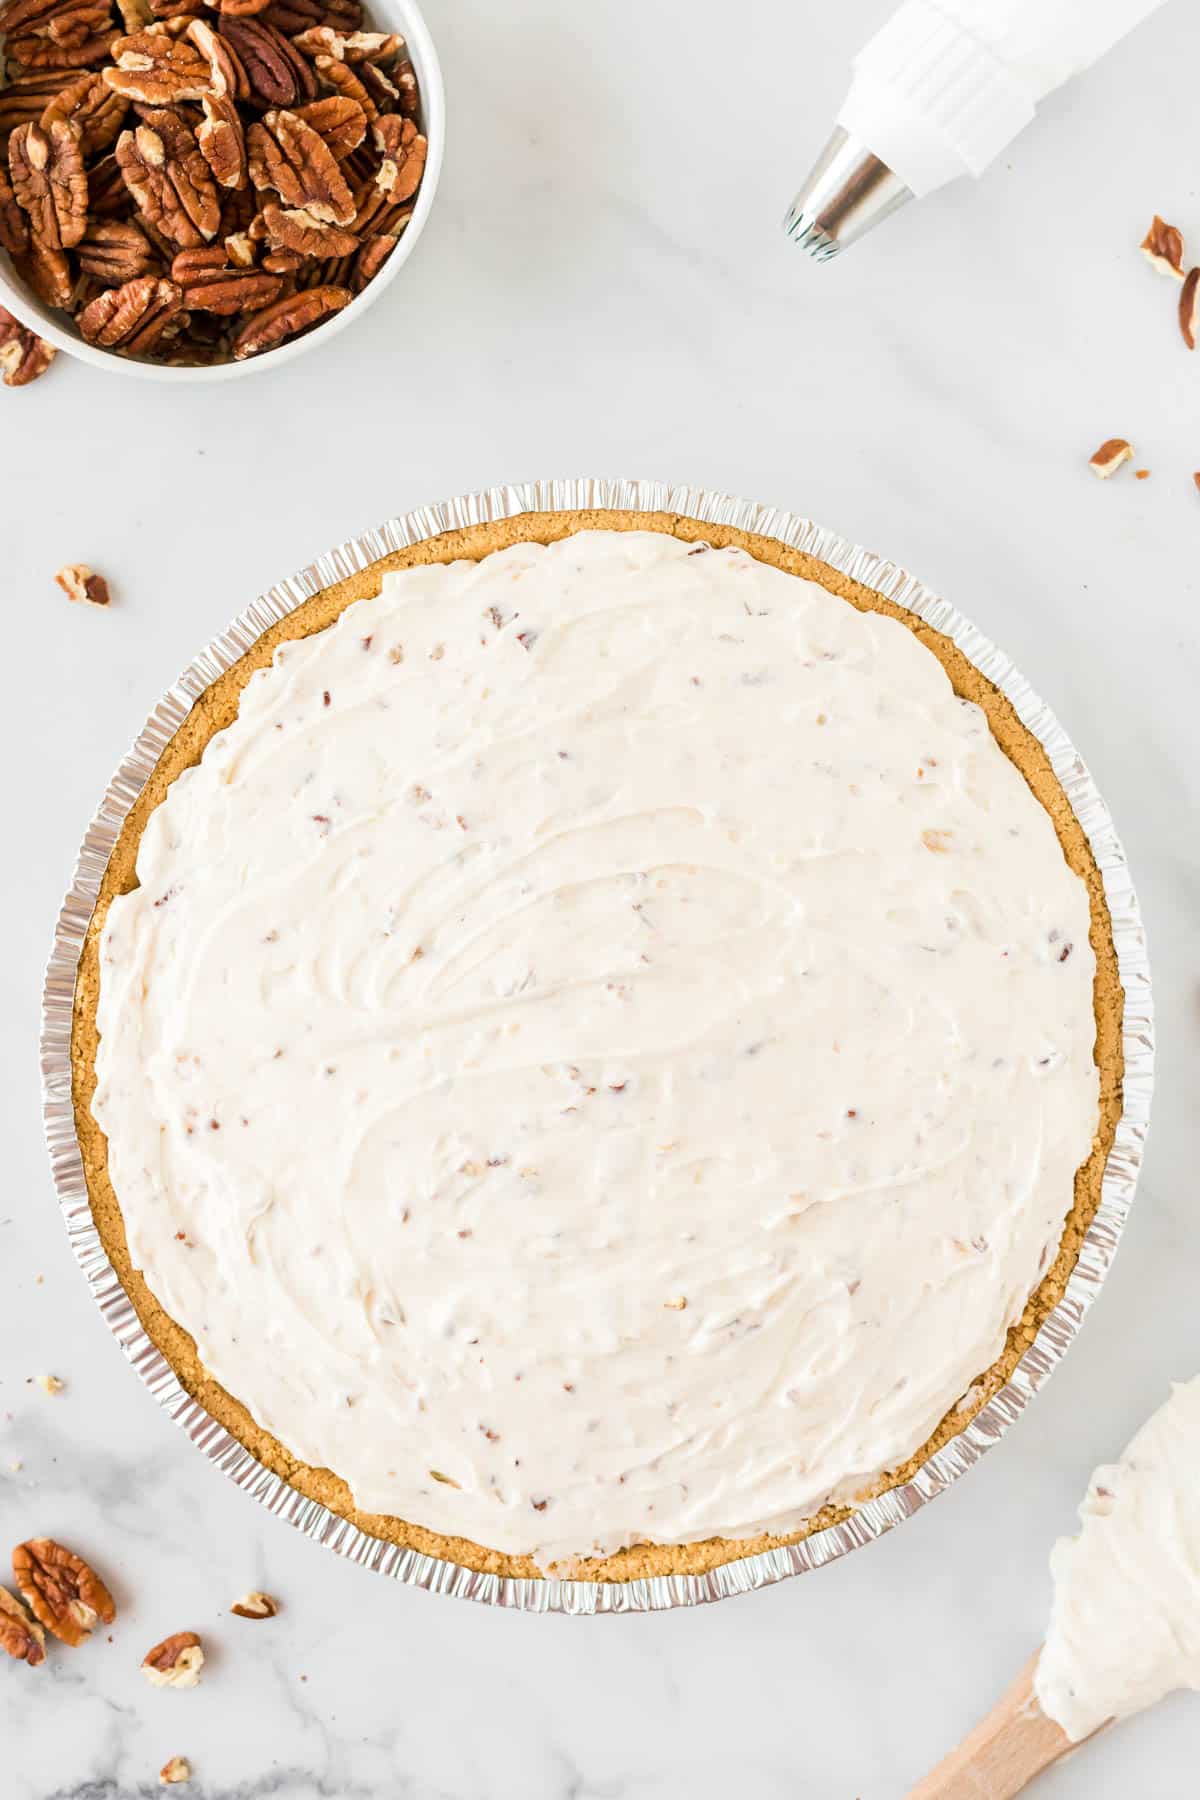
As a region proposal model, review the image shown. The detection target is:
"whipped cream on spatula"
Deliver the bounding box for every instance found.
[910,1376,1200,1798]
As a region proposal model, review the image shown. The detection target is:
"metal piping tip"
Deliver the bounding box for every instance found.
[783,127,913,258]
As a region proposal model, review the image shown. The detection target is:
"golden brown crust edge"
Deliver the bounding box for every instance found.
[70,509,1124,1584]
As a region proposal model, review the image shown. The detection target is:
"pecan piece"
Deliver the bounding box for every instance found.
[231,277,346,354]
[219,16,315,105]
[0,303,57,384]
[54,561,111,603]
[205,0,270,14]
[41,70,129,155]
[355,56,397,112]
[1180,267,1200,351]
[77,271,184,349]
[292,93,364,159]
[12,1539,115,1646]
[78,215,158,279]
[87,148,129,214]
[0,1586,45,1665]
[0,163,32,255]
[391,57,417,117]
[8,119,88,249]
[223,225,255,262]
[195,91,247,186]
[1088,437,1134,479]
[260,196,354,256]
[171,242,281,309]
[160,1759,192,1786]
[1140,214,1185,281]
[103,30,214,103]
[247,105,353,222]
[186,16,248,96]
[371,112,423,202]
[116,111,220,245]
[142,1630,205,1687]
[312,51,374,116]
[15,236,73,305]
[230,1589,278,1618]
[116,0,153,25]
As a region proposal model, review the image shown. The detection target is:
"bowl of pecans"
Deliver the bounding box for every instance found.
[0,0,442,378]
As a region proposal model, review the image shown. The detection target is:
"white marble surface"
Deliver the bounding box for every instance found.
[3,0,1199,1793]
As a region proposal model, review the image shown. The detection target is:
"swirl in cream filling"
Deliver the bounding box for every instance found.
[93,530,1099,1568]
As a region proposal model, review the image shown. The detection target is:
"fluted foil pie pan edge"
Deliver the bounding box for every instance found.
[40,476,1155,1613]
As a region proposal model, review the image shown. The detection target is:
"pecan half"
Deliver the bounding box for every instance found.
[247,105,352,222]
[1,0,105,41]
[351,226,392,289]
[77,271,184,348]
[290,24,399,61]
[116,111,220,245]
[8,119,88,249]
[0,71,71,142]
[8,28,118,68]
[142,1630,205,1687]
[195,91,247,186]
[355,56,396,112]
[15,235,73,305]
[0,1586,45,1665]
[1088,437,1134,479]
[371,112,423,202]
[262,0,360,31]
[86,148,129,214]
[312,50,373,116]
[231,276,346,354]
[1140,214,1185,281]
[0,303,57,383]
[230,1589,278,1618]
[103,29,214,103]
[293,93,364,159]
[0,163,32,255]
[219,16,314,105]
[12,1539,115,1646]
[186,16,248,96]
[78,214,157,278]
[54,561,111,603]
[391,56,417,116]
[172,242,281,309]
[1180,267,1200,351]
[41,70,129,155]
[260,196,353,256]
[160,1759,192,1787]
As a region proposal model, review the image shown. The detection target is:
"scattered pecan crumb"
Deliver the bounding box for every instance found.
[54,563,111,607]
[1135,469,1151,480]
[1194,473,1200,494]
[1180,269,1200,350]
[36,1373,65,1395]
[160,1757,191,1786]
[12,1538,115,1647]
[1088,438,1135,479]
[0,1586,45,1667]
[920,828,953,853]
[142,1630,205,1688]
[664,1296,687,1311]
[1140,214,1185,279]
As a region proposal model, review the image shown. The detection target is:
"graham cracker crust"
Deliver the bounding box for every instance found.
[70,509,1124,1582]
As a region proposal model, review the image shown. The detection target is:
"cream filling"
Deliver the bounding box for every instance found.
[93,529,1099,1569]
[1036,1377,1200,1741]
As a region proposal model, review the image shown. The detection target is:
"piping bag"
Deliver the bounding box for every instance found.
[784,0,1172,258]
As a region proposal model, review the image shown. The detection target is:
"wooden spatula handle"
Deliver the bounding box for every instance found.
[907,1650,1083,1799]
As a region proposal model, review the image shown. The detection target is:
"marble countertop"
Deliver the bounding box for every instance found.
[4,0,1199,1793]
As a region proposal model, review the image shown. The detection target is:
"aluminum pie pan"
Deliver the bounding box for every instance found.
[40,475,1154,1615]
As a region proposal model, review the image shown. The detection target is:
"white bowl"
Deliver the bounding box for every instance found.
[0,0,444,382]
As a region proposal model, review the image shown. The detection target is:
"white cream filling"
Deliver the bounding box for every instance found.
[93,530,1099,1568]
[1037,1377,1200,1741]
